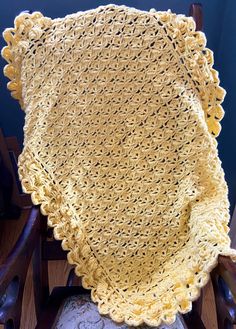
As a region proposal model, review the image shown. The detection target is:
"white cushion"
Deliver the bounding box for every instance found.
[53,294,186,329]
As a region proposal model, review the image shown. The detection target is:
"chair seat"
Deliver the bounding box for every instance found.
[53,294,186,329]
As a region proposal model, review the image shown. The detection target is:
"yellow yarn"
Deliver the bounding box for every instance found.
[2,4,236,327]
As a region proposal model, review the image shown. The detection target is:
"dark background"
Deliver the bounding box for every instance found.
[0,0,235,214]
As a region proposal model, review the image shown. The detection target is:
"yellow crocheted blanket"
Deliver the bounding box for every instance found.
[2,4,236,327]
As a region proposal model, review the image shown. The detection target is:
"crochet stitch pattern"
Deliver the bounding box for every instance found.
[2,4,236,327]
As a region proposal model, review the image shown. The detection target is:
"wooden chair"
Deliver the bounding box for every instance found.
[0,128,40,329]
[1,3,236,329]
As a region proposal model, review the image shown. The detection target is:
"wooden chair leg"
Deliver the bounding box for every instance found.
[183,293,205,329]
[32,212,49,322]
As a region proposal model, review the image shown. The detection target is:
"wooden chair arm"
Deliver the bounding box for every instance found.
[0,205,41,328]
[211,255,236,329]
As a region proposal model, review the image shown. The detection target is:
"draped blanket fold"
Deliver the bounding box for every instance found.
[2,4,236,327]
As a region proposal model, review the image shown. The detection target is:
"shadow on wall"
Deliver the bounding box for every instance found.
[0,0,235,213]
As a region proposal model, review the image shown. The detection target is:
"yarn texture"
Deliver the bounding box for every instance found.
[2,4,236,327]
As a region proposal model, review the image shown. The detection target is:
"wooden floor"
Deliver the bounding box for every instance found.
[0,209,219,329]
